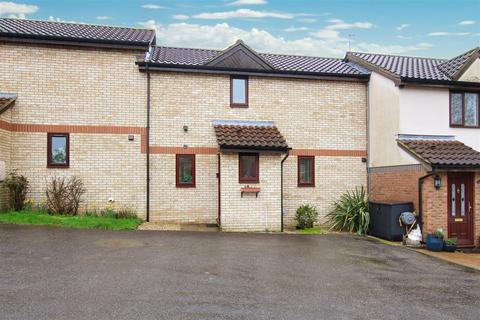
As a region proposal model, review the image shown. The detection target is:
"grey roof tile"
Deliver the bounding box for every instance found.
[398,139,480,167]
[149,46,368,76]
[347,48,480,82]
[0,18,155,47]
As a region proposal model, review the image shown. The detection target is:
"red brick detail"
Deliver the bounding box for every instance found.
[0,119,146,134]
[290,149,366,157]
[369,166,427,210]
[11,123,146,134]
[0,119,13,131]
[475,172,480,247]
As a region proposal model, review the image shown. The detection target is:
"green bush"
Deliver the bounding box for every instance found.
[295,204,318,229]
[328,186,369,235]
[2,171,29,211]
[113,206,138,219]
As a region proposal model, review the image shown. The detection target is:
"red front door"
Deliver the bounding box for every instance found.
[447,173,474,247]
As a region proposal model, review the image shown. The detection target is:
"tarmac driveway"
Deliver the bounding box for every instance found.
[0,225,479,320]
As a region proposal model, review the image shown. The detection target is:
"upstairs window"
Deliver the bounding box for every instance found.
[176,154,195,188]
[47,133,69,168]
[450,92,479,127]
[298,156,315,187]
[231,76,248,107]
[239,153,259,183]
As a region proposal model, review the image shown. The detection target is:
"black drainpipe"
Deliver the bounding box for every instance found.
[146,60,151,222]
[418,172,434,226]
[280,149,290,232]
[217,153,221,227]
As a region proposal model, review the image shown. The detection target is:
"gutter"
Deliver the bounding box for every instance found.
[280,149,291,232]
[136,63,370,82]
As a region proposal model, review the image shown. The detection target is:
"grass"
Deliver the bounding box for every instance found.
[0,210,142,230]
[298,227,327,234]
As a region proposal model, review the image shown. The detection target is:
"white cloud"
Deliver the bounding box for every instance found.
[283,26,309,32]
[396,35,412,40]
[173,14,189,20]
[140,20,434,57]
[47,16,78,23]
[96,16,111,20]
[228,0,267,5]
[458,20,475,25]
[326,18,373,30]
[311,29,343,41]
[0,1,38,19]
[428,32,471,36]
[193,9,303,20]
[396,24,410,31]
[141,4,165,10]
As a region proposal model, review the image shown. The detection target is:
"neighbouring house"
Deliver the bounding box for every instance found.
[0,18,369,231]
[346,48,480,247]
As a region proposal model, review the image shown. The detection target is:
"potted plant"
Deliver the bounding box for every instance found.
[443,238,457,252]
[426,228,444,252]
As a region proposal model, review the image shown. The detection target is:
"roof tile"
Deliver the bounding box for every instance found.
[149,46,367,76]
[214,123,288,151]
[0,18,155,47]
[398,139,480,167]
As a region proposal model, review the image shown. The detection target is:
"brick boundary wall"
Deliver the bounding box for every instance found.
[369,164,426,210]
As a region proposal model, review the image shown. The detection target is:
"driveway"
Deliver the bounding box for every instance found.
[1,225,479,320]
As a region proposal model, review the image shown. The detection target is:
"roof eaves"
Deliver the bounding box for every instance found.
[396,139,431,166]
[451,48,480,81]
[138,62,370,81]
[344,52,401,85]
[0,32,152,50]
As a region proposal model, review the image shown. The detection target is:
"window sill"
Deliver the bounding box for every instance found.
[47,165,69,169]
[241,187,260,198]
[298,184,315,188]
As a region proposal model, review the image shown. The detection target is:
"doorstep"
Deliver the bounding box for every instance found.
[414,249,480,272]
[138,222,219,232]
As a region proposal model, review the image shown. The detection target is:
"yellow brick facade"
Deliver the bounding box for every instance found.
[0,42,147,216]
[149,72,367,230]
[0,41,368,230]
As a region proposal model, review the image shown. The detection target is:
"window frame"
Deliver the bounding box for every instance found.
[449,91,480,128]
[176,154,196,188]
[230,75,249,108]
[47,133,70,168]
[297,156,315,187]
[238,153,259,183]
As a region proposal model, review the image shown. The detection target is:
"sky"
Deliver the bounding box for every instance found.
[0,0,479,58]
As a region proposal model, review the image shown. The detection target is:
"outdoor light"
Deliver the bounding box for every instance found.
[434,175,441,190]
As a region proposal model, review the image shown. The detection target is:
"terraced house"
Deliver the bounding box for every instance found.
[2,18,478,243]
[0,18,368,231]
[346,48,480,247]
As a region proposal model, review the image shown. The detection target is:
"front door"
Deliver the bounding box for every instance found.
[448,173,474,247]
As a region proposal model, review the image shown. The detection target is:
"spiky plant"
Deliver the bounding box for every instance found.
[328,186,369,235]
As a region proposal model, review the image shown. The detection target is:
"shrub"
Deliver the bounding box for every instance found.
[113,206,138,219]
[328,186,369,235]
[45,176,86,215]
[295,204,318,229]
[2,171,29,211]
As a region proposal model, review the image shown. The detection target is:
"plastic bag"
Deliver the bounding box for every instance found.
[405,225,422,246]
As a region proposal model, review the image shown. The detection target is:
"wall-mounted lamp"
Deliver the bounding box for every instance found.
[183,125,188,132]
[434,175,441,190]
[128,135,134,141]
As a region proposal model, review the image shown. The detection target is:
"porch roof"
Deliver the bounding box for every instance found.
[0,93,17,114]
[213,120,289,152]
[398,138,480,168]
